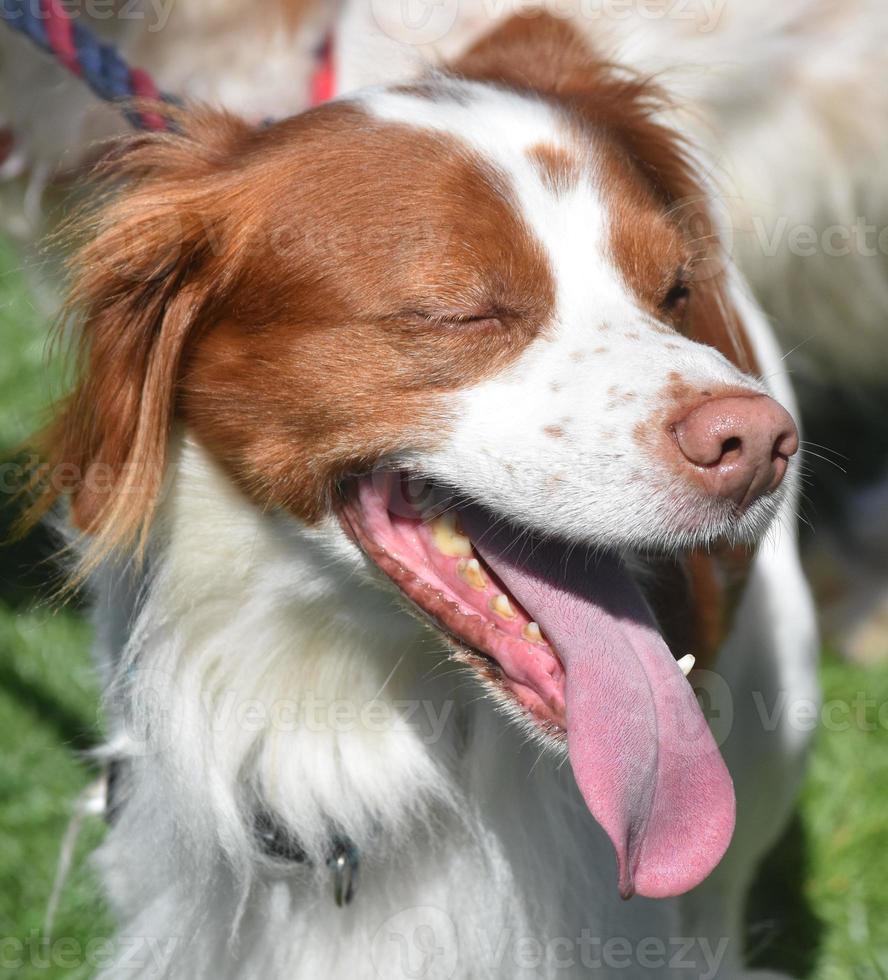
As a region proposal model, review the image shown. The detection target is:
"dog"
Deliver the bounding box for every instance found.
[3,1,887,666]
[20,9,823,978]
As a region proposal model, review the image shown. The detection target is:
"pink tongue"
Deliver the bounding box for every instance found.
[461,512,735,899]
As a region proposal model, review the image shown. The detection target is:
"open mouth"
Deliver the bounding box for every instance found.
[337,470,735,900]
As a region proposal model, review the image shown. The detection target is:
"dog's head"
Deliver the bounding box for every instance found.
[42,17,798,899]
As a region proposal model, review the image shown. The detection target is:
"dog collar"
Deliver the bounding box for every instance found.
[254,809,360,907]
[106,762,360,906]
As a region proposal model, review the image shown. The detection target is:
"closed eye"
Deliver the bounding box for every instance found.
[438,313,503,328]
[408,309,506,330]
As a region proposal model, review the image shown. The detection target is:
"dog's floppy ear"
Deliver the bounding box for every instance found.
[33,108,256,566]
[452,14,758,375]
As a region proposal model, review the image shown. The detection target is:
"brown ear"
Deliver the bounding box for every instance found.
[452,14,757,375]
[34,108,255,565]
[451,12,612,92]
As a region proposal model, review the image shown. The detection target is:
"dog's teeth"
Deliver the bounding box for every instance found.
[677,654,695,677]
[522,621,544,643]
[489,594,517,620]
[429,513,473,557]
[457,558,487,590]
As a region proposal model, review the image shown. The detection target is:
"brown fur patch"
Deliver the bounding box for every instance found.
[527,142,581,195]
[36,103,555,563]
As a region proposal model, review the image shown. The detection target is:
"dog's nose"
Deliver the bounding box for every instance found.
[672,395,799,508]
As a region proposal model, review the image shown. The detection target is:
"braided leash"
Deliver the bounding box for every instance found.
[2,0,336,134]
[0,0,180,131]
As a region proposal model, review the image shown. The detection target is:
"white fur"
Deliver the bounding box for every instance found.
[81,79,818,980]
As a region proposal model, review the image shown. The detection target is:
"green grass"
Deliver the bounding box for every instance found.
[0,234,887,977]
[0,236,111,978]
[799,655,888,976]
[0,607,109,980]
[748,654,888,978]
